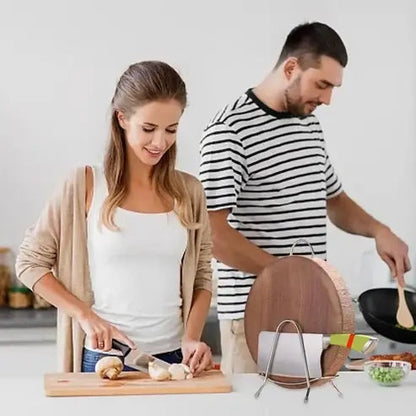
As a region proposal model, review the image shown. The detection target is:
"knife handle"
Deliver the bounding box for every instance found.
[329,334,378,353]
[111,339,132,356]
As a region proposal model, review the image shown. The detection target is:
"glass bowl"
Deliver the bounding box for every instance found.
[364,360,411,386]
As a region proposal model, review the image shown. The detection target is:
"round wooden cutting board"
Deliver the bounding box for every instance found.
[244,255,354,388]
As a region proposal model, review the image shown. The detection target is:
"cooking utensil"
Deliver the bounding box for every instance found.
[396,285,415,328]
[257,332,377,378]
[358,288,416,343]
[111,339,171,373]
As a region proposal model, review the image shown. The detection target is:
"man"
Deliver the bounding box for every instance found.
[199,22,410,374]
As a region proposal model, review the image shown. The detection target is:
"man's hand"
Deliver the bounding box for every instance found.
[375,226,411,287]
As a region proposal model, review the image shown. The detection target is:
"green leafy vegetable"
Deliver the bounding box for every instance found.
[395,323,416,331]
[368,367,405,386]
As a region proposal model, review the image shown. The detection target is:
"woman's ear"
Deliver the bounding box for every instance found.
[283,57,298,81]
[116,111,128,130]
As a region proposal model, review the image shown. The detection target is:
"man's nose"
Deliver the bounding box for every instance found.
[320,88,333,106]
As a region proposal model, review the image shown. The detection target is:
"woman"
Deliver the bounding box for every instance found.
[15,61,213,375]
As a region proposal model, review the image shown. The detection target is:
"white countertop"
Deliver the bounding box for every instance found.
[2,371,415,416]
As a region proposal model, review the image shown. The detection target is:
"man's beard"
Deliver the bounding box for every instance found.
[284,76,313,116]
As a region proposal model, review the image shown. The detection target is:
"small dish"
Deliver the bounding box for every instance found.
[364,360,411,386]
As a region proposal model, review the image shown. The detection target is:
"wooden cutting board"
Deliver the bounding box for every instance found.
[244,255,354,388]
[44,370,232,397]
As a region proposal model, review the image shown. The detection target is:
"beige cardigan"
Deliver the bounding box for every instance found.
[15,167,212,372]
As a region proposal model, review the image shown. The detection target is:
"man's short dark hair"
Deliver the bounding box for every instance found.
[275,22,348,69]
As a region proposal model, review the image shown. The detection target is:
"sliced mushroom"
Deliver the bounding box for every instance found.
[181,363,191,374]
[168,363,193,380]
[148,361,171,381]
[168,363,186,380]
[95,356,123,380]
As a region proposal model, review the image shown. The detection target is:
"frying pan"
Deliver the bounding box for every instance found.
[358,288,416,344]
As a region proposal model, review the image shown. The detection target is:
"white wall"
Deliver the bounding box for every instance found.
[1,0,415,296]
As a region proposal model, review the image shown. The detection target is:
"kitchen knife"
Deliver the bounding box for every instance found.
[257,332,379,378]
[259,332,377,354]
[111,339,171,374]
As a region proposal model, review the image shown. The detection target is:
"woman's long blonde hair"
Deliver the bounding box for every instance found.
[101,61,198,230]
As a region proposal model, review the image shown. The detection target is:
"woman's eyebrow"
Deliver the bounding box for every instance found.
[142,122,179,127]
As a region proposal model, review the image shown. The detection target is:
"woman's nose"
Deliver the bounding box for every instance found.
[151,130,166,147]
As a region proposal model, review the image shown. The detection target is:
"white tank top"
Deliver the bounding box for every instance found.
[85,165,187,355]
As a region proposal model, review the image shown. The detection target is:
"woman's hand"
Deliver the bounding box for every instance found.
[181,338,213,376]
[76,308,135,351]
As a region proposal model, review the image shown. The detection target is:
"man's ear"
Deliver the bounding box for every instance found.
[283,57,298,80]
[116,111,128,130]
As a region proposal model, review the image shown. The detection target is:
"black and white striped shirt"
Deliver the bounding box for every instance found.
[199,89,343,320]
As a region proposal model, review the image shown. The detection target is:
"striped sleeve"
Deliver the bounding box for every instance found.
[324,149,343,198]
[199,122,248,211]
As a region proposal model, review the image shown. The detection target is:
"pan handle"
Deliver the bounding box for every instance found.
[290,239,315,257]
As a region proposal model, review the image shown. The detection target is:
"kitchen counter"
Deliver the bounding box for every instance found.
[0,306,56,328]
[1,371,415,415]
[0,307,57,344]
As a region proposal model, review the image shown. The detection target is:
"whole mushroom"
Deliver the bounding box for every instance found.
[95,356,123,380]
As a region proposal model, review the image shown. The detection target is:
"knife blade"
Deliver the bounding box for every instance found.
[111,339,171,373]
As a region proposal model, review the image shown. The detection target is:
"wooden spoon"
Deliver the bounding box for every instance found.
[396,285,415,328]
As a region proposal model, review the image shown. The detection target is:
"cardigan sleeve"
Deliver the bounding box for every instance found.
[15,169,79,289]
[192,180,213,293]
